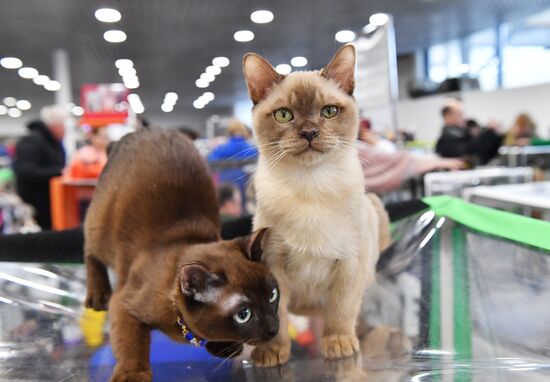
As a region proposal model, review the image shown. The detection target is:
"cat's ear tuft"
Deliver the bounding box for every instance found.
[179,264,222,302]
[236,228,269,262]
[243,54,282,105]
[322,44,356,95]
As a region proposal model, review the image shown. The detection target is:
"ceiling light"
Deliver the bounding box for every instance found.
[233,30,254,42]
[212,57,230,68]
[0,105,7,115]
[161,103,173,112]
[119,67,136,77]
[128,94,144,114]
[195,79,209,88]
[44,80,61,91]
[193,100,205,109]
[290,56,307,67]
[95,8,121,23]
[3,97,17,107]
[18,67,39,79]
[72,106,84,116]
[124,79,140,89]
[33,75,49,85]
[206,65,222,76]
[164,92,178,103]
[16,100,31,110]
[115,59,133,69]
[251,10,274,24]
[335,30,356,43]
[104,30,127,43]
[275,64,292,75]
[369,13,389,26]
[200,73,216,83]
[0,57,22,69]
[8,108,22,118]
[203,92,215,102]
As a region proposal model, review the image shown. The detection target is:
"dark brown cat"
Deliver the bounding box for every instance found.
[84,129,279,382]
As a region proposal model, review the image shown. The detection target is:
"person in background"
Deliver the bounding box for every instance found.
[13,105,68,229]
[208,119,258,205]
[67,127,109,179]
[359,119,397,154]
[504,113,538,146]
[357,121,464,194]
[217,183,243,222]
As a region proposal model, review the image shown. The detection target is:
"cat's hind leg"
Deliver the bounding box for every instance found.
[85,253,112,311]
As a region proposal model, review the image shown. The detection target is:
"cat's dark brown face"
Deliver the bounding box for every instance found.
[243,44,358,166]
[173,229,279,344]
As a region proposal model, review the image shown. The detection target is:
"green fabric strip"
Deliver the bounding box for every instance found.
[452,227,472,382]
[423,196,550,252]
[429,230,441,350]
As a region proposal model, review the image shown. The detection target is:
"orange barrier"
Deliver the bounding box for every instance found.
[50,177,97,230]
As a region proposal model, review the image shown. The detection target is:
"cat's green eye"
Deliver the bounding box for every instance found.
[273,108,294,123]
[269,287,278,303]
[321,105,339,119]
[234,308,252,324]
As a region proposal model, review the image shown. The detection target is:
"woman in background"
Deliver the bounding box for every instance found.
[505,113,538,146]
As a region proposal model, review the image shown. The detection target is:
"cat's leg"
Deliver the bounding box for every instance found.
[109,291,152,382]
[85,252,112,311]
[251,268,291,367]
[321,260,371,359]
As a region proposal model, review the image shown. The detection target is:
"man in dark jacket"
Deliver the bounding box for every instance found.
[435,101,477,159]
[14,106,67,229]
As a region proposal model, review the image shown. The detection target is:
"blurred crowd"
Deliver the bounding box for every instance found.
[0,100,546,231]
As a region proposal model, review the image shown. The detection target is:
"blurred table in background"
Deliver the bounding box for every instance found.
[424,167,533,197]
[499,145,550,168]
[464,181,550,219]
[50,177,97,231]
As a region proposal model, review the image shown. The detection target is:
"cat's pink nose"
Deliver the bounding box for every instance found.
[300,129,319,143]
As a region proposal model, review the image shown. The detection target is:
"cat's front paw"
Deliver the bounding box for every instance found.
[321,334,359,359]
[85,289,111,311]
[251,341,291,367]
[110,369,152,382]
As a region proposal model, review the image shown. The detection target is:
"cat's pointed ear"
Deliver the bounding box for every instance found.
[179,264,223,302]
[236,228,269,262]
[243,54,283,105]
[322,44,356,95]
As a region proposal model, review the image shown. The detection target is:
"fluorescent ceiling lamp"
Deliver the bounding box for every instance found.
[3,97,17,107]
[16,100,31,110]
[161,103,173,112]
[115,59,133,69]
[200,73,215,83]
[119,67,137,77]
[212,57,230,67]
[195,79,209,88]
[369,13,389,26]
[202,92,215,102]
[128,93,144,114]
[205,65,221,76]
[0,105,7,115]
[275,64,292,75]
[0,57,22,69]
[18,67,39,79]
[234,30,254,42]
[164,92,178,103]
[193,99,205,109]
[104,30,127,43]
[44,80,61,91]
[33,75,49,85]
[95,8,121,23]
[335,30,356,43]
[363,23,377,34]
[290,56,307,67]
[8,108,22,118]
[251,10,274,24]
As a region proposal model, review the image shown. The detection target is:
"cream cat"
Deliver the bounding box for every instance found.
[243,44,389,366]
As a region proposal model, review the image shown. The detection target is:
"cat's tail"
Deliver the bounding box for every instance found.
[366,193,391,253]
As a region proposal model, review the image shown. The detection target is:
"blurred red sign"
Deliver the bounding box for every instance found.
[80,84,129,126]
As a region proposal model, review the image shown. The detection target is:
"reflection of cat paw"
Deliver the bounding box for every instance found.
[251,341,291,367]
[321,334,359,359]
[85,289,111,311]
[110,369,152,382]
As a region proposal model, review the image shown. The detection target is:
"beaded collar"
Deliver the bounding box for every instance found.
[177,316,207,347]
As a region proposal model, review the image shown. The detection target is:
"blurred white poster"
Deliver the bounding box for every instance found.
[355,19,399,133]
